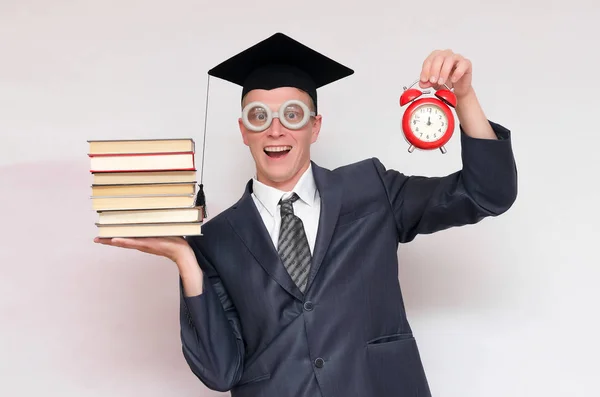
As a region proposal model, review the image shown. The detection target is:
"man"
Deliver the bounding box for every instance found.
[95,33,517,396]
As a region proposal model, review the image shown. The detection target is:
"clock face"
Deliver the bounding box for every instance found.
[409,104,449,142]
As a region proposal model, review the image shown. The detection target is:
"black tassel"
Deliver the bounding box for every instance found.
[194,183,207,219]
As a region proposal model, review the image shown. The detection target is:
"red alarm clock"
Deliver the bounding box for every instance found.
[399,79,457,154]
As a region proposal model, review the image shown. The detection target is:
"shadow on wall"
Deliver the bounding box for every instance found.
[0,159,227,396]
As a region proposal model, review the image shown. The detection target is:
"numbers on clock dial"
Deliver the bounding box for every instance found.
[410,105,448,142]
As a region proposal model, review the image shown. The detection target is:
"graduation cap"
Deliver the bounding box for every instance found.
[207,32,354,113]
[195,32,354,217]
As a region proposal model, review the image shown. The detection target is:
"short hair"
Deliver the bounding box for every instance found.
[241,90,316,113]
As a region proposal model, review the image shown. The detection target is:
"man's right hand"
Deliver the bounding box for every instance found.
[94,236,190,262]
[94,236,203,296]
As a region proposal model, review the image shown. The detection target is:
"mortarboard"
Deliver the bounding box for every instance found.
[195,32,353,218]
[207,32,354,113]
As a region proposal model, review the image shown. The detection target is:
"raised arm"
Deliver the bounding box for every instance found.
[375,49,518,243]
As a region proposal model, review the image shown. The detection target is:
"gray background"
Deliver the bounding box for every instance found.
[1,0,597,395]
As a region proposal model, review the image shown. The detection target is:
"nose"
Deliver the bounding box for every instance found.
[266,117,285,137]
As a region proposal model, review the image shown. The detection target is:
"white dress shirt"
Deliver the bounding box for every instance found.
[251,165,321,254]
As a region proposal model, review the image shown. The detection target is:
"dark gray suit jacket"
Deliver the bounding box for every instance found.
[180,121,517,397]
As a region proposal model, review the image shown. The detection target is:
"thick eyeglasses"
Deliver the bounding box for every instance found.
[242,99,315,132]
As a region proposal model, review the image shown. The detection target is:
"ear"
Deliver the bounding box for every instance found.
[239,118,249,146]
[310,115,322,144]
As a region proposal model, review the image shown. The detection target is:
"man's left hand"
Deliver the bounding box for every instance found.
[419,49,473,99]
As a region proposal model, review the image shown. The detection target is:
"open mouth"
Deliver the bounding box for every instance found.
[264,145,292,159]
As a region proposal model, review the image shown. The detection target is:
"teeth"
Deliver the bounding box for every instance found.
[264,146,291,152]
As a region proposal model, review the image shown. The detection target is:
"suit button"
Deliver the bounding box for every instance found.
[314,358,324,368]
[303,301,314,311]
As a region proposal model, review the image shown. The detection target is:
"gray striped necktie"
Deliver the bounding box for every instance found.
[277,193,312,293]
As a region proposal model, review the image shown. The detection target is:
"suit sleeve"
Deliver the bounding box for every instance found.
[373,120,518,243]
[178,237,245,392]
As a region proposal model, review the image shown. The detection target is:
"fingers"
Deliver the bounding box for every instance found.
[94,236,147,250]
[420,50,440,87]
[449,57,471,84]
[438,54,459,86]
[93,236,187,261]
[109,237,144,249]
[94,237,115,245]
[428,52,446,85]
[420,49,471,89]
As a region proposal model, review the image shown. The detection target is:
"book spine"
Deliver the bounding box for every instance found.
[88,151,194,157]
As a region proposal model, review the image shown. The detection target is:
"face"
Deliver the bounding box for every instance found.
[239,87,322,191]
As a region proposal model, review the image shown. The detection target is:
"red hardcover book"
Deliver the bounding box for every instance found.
[89,151,196,173]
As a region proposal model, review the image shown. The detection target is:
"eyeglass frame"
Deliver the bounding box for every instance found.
[241,99,316,132]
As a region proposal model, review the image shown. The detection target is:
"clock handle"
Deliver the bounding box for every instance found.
[403,78,452,92]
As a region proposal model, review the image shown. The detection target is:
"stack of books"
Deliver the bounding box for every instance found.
[88,138,204,238]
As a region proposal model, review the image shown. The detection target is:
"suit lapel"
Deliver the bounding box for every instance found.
[306,162,342,292]
[226,180,304,301]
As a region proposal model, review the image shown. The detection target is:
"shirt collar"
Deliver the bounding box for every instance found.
[252,164,317,218]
